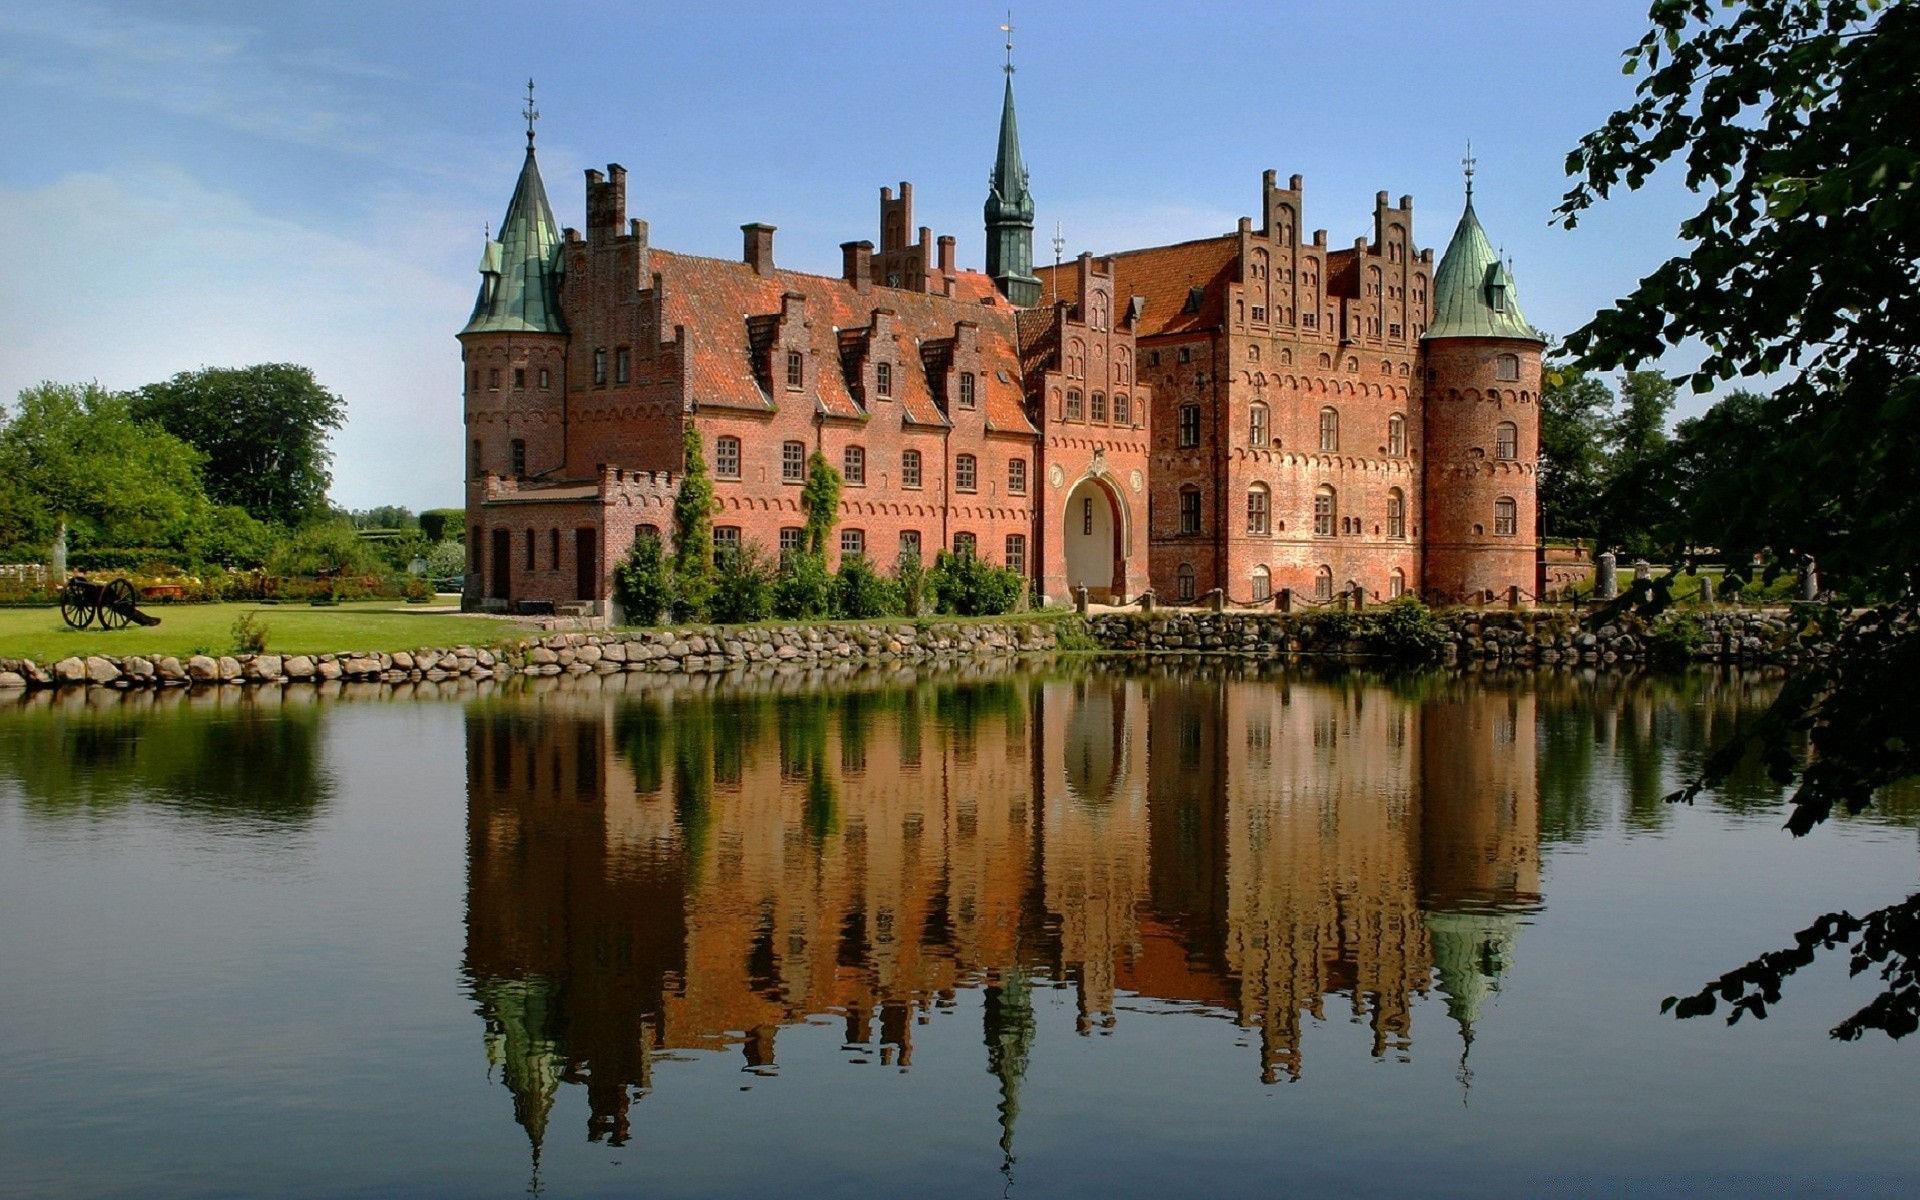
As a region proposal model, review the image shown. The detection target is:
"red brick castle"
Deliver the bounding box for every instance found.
[461,75,1542,615]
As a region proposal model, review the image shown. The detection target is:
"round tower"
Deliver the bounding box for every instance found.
[1420,178,1545,603]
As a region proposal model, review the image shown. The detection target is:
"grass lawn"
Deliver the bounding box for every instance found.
[0,599,525,662]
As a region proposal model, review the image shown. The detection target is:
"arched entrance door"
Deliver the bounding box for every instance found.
[1064,477,1124,602]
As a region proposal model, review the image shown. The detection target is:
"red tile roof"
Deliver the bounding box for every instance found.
[651,251,1036,435]
[1036,236,1238,339]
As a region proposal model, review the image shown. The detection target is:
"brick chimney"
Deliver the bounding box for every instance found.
[742,223,776,277]
[841,240,873,292]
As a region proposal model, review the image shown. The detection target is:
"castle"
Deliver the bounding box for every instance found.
[460,71,1543,614]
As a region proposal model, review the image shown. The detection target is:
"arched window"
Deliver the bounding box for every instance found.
[1390,568,1406,599]
[470,439,483,478]
[1319,406,1339,452]
[549,528,560,570]
[1495,496,1518,537]
[902,448,923,488]
[1496,353,1521,382]
[1315,565,1334,602]
[715,435,741,479]
[1066,389,1083,421]
[955,453,978,492]
[1314,485,1337,537]
[875,362,892,398]
[1388,413,1407,457]
[844,445,866,485]
[1177,563,1196,602]
[1387,488,1406,539]
[1179,487,1202,535]
[1496,421,1518,460]
[1246,484,1271,535]
[1249,403,1269,447]
[523,528,535,571]
[1251,565,1271,602]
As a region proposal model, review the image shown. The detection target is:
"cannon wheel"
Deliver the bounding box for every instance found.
[59,580,95,629]
[98,579,137,631]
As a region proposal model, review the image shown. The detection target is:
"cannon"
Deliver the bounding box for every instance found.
[59,576,161,630]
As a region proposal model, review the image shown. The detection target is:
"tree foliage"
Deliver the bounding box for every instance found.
[670,424,716,621]
[801,452,842,557]
[1561,0,1920,1034]
[128,364,345,526]
[1539,363,1614,540]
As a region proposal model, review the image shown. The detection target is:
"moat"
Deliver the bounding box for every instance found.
[2,663,1916,1198]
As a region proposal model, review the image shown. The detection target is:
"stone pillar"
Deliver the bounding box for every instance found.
[1508,585,1521,609]
[1074,586,1089,614]
[1595,552,1618,601]
[50,522,67,583]
[1633,559,1652,581]
[1698,575,1715,606]
[1799,560,1819,601]
[1351,586,1365,611]
[1277,588,1293,614]
[1206,588,1224,613]
[1139,590,1155,614]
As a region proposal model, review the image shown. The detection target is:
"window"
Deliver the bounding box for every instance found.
[899,530,922,560]
[1178,404,1201,448]
[1252,565,1271,602]
[1387,488,1407,539]
[1091,392,1108,423]
[510,439,527,476]
[1004,534,1027,574]
[714,526,741,562]
[1315,566,1334,602]
[488,368,501,390]
[959,372,976,409]
[1496,421,1518,461]
[875,362,892,398]
[538,367,550,389]
[1177,563,1196,601]
[1178,346,1192,363]
[1114,393,1131,425]
[1246,484,1271,535]
[634,524,660,546]
[592,350,606,385]
[1149,350,1161,367]
[955,454,977,492]
[1249,403,1269,447]
[1008,458,1027,495]
[1388,413,1407,457]
[1495,497,1518,537]
[615,348,630,384]
[785,350,804,389]
[1319,406,1339,452]
[522,528,535,571]
[1066,389,1083,421]
[1390,568,1406,599]
[902,449,922,489]
[513,367,525,389]
[1082,496,1094,536]
[1179,487,1202,535]
[844,445,865,485]
[841,528,866,558]
[1251,305,1266,323]
[550,528,561,570]
[470,370,478,392]
[1314,486,1337,537]
[954,531,977,557]
[715,436,741,479]
[782,440,806,482]
[779,527,803,560]
[1496,353,1520,382]
[470,439,482,478]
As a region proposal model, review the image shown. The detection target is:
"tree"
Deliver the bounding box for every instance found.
[1538,363,1614,541]
[670,424,716,621]
[1593,370,1679,556]
[128,364,345,526]
[800,451,842,556]
[1559,0,1920,1036]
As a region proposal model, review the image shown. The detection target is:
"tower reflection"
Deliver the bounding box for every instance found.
[462,668,1543,1151]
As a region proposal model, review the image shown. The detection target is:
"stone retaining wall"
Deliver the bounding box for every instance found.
[0,619,1064,691]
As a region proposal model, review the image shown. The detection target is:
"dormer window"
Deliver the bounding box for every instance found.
[785,350,804,389]
[958,371,976,409]
[875,362,892,398]
[1183,287,1205,314]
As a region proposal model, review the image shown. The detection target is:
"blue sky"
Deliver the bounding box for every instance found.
[1,1,1699,511]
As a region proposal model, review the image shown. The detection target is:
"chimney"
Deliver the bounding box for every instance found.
[841,240,873,292]
[742,223,776,277]
[937,235,956,276]
[587,164,627,239]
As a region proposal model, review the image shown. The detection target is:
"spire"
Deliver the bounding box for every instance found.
[1424,169,1543,343]
[984,966,1036,1176]
[464,82,566,336]
[984,16,1040,307]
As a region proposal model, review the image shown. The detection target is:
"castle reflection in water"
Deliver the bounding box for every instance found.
[463,666,1541,1152]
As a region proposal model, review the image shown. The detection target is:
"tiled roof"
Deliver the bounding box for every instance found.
[650,251,1036,435]
[1035,236,1238,339]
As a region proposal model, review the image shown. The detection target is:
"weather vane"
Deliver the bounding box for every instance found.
[1051,221,1064,302]
[1462,140,1476,201]
[1001,11,1015,74]
[523,78,540,148]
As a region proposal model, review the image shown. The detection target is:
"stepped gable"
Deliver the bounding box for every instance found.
[1038,236,1237,338]
[649,250,1036,435]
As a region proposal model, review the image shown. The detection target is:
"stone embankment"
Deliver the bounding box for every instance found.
[0,619,1063,691]
[1088,608,1814,666]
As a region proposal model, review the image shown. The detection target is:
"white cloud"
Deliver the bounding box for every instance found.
[0,167,474,510]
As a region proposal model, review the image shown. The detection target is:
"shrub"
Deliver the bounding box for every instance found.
[893,551,930,617]
[267,521,384,579]
[670,425,716,622]
[1370,595,1448,661]
[801,453,843,556]
[424,540,466,584]
[930,549,1024,616]
[834,554,902,618]
[711,543,777,624]
[773,551,832,620]
[419,508,464,543]
[613,532,675,626]
[230,611,269,654]
[1645,613,1705,667]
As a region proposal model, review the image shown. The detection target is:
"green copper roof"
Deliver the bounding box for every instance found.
[464,146,566,335]
[1424,199,1543,343]
[985,75,1034,224]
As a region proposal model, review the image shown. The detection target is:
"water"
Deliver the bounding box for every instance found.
[1,663,1916,1199]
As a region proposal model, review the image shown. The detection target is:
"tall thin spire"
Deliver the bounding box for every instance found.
[984,14,1040,307]
[523,78,540,149]
[1462,140,1477,204]
[464,83,566,335]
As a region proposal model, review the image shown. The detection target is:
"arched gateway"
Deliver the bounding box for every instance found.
[1063,475,1130,603]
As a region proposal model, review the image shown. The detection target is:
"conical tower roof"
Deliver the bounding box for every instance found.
[985,75,1034,224]
[1425,198,1542,343]
[465,142,566,335]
